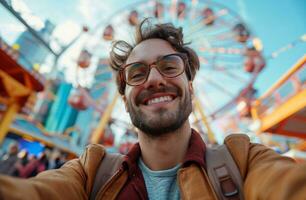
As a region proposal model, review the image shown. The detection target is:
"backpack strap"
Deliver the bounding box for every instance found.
[206,144,244,200]
[89,152,124,200]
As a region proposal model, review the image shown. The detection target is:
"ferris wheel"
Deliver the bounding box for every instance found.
[68,0,265,142]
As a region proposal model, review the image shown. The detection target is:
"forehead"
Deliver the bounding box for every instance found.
[126,39,177,64]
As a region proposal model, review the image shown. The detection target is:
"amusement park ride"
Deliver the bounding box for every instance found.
[0,0,305,158]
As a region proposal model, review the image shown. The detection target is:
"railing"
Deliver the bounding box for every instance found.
[252,56,306,119]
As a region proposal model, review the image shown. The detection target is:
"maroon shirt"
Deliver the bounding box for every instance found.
[116,129,207,199]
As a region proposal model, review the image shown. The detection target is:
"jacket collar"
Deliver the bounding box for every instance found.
[182,129,206,168]
[123,129,206,177]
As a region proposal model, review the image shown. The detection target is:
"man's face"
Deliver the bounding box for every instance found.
[122,39,193,137]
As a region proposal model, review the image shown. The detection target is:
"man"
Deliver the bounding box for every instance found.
[0,19,305,200]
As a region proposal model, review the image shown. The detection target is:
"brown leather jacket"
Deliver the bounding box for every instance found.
[0,132,305,200]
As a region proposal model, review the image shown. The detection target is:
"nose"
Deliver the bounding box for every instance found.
[143,67,166,89]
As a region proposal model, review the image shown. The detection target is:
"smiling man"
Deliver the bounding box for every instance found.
[0,19,306,200]
[123,39,193,137]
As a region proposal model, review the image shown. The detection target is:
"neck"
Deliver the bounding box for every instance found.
[138,121,192,171]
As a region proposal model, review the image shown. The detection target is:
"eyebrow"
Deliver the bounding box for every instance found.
[127,54,167,65]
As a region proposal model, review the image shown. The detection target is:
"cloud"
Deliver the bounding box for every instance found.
[22,13,44,29]
[11,0,31,13]
[11,0,44,29]
[0,23,25,43]
[77,0,115,24]
[52,20,81,45]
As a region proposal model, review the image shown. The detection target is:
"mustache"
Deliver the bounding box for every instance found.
[136,86,181,105]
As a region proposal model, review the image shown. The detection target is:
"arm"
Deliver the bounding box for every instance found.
[0,159,88,200]
[225,134,306,200]
[244,143,306,200]
[0,144,106,200]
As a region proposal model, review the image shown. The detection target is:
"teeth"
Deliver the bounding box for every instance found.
[147,96,173,105]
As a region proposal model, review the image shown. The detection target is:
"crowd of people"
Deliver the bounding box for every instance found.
[0,143,67,178]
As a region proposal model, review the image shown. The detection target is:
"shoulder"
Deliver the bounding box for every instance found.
[63,144,107,195]
[79,144,106,170]
[223,133,295,179]
[80,144,106,158]
[224,134,250,160]
[224,133,250,147]
[223,134,255,178]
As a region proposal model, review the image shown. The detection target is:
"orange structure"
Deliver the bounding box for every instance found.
[0,45,44,144]
[251,55,306,139]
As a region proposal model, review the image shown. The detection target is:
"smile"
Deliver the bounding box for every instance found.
[147,95,173,105]
[140,93,178,106]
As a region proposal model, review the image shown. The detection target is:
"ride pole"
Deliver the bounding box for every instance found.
[194,97,216,144]
[0,101,20,145]
[90,92,119,144]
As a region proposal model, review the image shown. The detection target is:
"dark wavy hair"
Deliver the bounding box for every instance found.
[109,18,200,95]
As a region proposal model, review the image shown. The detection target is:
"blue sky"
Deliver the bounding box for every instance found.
[239,0,306,94]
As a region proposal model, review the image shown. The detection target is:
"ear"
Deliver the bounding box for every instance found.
[122,95,129,113]
[188,81,194,98]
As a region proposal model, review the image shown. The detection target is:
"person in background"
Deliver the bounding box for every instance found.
[53,156,65,169]
[11,149,29,177]
[0,143,19,176]
[15,152,48,178]
[19,150,29,167]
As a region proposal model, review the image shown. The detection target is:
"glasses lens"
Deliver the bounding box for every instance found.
[157,55,184,77]
[125,63,149,85]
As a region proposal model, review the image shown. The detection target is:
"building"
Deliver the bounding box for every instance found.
[45,82,78,134]
[15,20,55,70]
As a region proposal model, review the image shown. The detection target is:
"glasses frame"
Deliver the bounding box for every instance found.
[119,53,189,86]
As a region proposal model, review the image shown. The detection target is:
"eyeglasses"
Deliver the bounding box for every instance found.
[120,53,188,86]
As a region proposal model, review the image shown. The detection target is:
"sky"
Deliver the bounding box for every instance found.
[0,0,305,141]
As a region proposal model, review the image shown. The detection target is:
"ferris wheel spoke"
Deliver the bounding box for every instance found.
[206,31,235,43]
[196,46,243,55]
[184,7,231,36]
[185,21,230,41]
[196,56,244,67]
[195,90,216,114]
[188,31,235,47]
[184,18,206,36]
[206,64,245,71]
[204,56,244,64]
[95,68,111,76]
[217,16,239,29]
[187,22,244,45]
[209,40,243,49]
[185,18,239,41]
[212,67,250,84]
[198,60,243,70]
[169,0,178,21]
[92,82,108,91]
[200,69,250,87]
[198,74,236,98]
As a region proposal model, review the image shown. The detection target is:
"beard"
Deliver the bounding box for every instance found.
[127,86,192,138]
